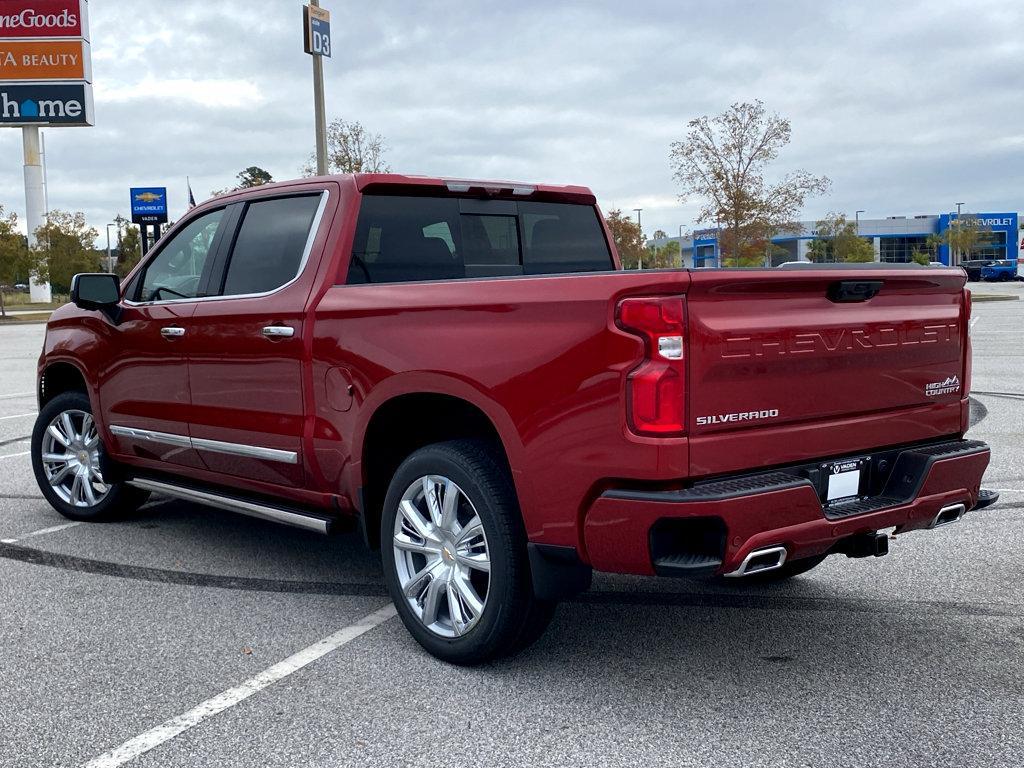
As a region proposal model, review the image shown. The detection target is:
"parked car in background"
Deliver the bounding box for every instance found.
[961,260,993,281]
[979,260,1018,282]
[14,283,29,291]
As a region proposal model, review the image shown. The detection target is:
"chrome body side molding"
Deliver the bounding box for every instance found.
[109,425,192,449]
[109,425,298,465]
[191,436,298,464]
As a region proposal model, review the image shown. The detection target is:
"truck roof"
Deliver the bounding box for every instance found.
[206,173,597,206]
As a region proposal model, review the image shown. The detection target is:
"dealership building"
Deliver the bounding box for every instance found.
[652,211,1022,270]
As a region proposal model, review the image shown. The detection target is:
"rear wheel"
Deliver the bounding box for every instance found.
[380,440,554,664]
[31,391,148,521]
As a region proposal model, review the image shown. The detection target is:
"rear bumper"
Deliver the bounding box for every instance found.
[583,439,991,577]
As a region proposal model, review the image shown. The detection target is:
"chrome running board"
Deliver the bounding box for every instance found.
[128,478,331,534]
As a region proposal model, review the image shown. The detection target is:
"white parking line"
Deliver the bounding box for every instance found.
[0,521,81,544]
[0,450,29,460]
[85,603,398,768]
[0,412,36,420]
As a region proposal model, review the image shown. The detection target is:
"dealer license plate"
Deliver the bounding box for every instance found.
[822,457,868,505]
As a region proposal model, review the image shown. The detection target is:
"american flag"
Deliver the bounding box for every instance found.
[187,177,197,209]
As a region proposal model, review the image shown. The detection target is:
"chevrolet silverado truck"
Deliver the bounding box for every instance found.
[32,174,997,664]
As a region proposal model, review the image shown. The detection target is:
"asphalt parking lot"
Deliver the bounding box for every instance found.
[1,295,1022,767]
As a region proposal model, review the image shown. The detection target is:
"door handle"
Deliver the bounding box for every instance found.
[262,326,295,339]
[160,326,186,339]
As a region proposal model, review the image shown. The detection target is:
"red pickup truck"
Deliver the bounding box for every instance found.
[33,174,995,663]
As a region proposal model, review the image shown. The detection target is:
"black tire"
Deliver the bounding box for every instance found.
[31,391,149,522]
[724,553,829,584]
[380,439,554,664]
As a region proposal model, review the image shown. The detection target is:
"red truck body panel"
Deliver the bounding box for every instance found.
[39,173,988,579]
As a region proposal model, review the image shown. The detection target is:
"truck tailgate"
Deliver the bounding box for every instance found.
[686,268,968,476]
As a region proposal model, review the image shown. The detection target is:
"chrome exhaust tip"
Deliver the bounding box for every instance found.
[929,503,967,529]
[725,545,788,578]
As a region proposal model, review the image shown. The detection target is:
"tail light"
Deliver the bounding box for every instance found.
[616,296,686,436]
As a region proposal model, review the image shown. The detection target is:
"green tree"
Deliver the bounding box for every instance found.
[304,118,390,175]
[605,209,645,269]
[910,249,931,266]
[670,100,830,267]
[807,213,875,263]
[235,166,273,188]
[35,210,100,294]
[646,239,681,268]
[212,166,274,196]
[0,205,48,317]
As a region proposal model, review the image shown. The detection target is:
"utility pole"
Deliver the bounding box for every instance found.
[22,126,51,303]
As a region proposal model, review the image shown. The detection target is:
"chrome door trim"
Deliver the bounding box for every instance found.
[127,478,329,534]
[109,425,192,449]
[123,190,330,307]
[160,326,186,338]
[109,425,298,464]
[191,436,299,464]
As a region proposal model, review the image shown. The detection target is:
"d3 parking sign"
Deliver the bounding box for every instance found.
[303,4,331,57]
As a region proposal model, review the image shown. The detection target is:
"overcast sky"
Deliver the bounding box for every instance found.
[2,0,1022,243]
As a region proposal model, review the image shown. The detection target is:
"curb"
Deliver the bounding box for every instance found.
[972,294,1019,303]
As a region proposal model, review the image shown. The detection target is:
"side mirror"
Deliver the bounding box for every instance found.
[70,273,121,321]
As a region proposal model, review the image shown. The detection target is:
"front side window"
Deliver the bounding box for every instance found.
[139,208,224,301]
[220,195,322,296]
[346,195,613,284]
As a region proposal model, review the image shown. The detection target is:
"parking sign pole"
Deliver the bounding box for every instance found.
[22,126,52,303]
[307,1,329,175]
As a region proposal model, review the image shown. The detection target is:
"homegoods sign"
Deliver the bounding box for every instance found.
[0,0,89,40]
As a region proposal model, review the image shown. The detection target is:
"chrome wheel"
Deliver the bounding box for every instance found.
[392,474,491,638]
[40,409,109,508]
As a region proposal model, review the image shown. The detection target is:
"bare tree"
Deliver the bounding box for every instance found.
[303,118,390,175]
[670,100,830,267]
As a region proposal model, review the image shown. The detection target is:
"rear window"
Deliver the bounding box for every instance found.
[221,195,321,296]
[346,195,613,284]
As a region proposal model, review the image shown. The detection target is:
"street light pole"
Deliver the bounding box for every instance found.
[955,202,964,265]
[634,208,643,269]
[105,223,116,273]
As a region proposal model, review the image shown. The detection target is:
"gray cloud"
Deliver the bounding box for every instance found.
[1,0,1021,241]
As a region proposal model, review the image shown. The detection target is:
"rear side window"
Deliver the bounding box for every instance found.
[220,195,321,296]
[346,195,613,284]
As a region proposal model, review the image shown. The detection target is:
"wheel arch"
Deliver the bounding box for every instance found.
[39,359,91,408]
[355,386,525,549]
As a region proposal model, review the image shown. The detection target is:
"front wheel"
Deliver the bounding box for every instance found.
[31,391,148,521]
[380,440,554,664]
